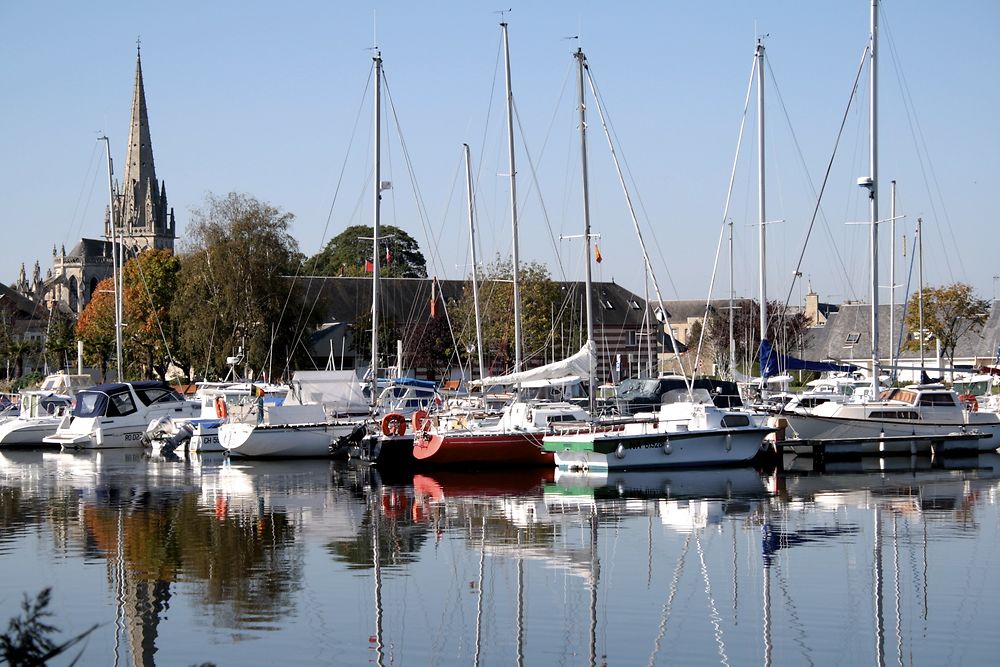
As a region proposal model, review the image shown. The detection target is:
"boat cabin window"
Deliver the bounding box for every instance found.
[918,393,957,407]
[721,414,750,428]
[547,414,579,424]
[135,387,184,406]
[868,410,919,420]
[954,380,990,396]
[107,389,138,417]
[662,388,713,404]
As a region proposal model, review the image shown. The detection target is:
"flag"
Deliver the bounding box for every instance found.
[385,246,392,265]
[364,259,374,273]
[253,384,265,398]
[594,244,603,263]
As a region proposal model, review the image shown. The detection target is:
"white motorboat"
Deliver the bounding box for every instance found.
[783,384,1000,456]
[543,388,774,473]
[0,372,93,447]
[43,381,199,449]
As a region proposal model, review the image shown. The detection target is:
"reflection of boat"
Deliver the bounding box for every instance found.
[411,468,553,501]
[553,466,767,500]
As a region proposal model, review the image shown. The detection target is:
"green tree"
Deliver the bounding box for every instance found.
[304,224,427,278]
[44,314,76,372]
[172,192,319,381]
[403,312,456,380]
[449,257,578,375]
[122,249,182,380]
[4,337,38,380]
[903,283,989,369]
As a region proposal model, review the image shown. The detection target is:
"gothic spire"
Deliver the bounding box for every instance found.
[122,41,156,209]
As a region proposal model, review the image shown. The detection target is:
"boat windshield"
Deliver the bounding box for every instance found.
[73,388,138,418]
[616,379,661,399]
[662,388,714,404]
[953,379,991,396]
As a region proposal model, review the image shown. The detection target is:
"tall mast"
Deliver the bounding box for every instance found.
[575,48,596,417]
[917,217,925,373]
[729,220,736,380]
[100,136,124,379]
[756,39,767,354]
[463,144,486,383]
[370,51,382,411]
[867,0,881,396]
[889,180,896,376]
[501,21,523,372]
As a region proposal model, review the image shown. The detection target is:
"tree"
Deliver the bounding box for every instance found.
[172,192,320,381]
[403,313,456,380]
[702,300,811,376]
[122,249,182,380]
[75,277,116,381]
[904,283,989,369]
[448,257,579,376]
[304,224,427,278]
[44,314,76,372]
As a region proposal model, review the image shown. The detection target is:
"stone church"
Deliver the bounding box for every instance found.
[15,47,176,316]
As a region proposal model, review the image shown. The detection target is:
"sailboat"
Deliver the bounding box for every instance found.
[781,0,1000,455]
[542,47,774,472]
[412,23,594,467]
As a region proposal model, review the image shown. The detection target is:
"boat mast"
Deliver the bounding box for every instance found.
[889,179,896,377]
[371,51,383,411]
[756,39,768,366]
[917,217,925,373]
[729,220,736,380]
[501,21,524,372]
[867,0,881,397]
[575,48,597,417]
[100,136,125,379]
[463,144,486,383]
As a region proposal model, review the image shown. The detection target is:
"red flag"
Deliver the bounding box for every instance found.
[364,259,374,273]
[385,246,392,265]
[594,244,603,263]
[430,277,437,319]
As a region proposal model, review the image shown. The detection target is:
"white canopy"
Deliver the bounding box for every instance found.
[471,341,596,388]
[285,370,368,413]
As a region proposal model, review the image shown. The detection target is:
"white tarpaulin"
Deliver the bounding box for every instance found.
[472,341,596,387]
[285,370,368,414]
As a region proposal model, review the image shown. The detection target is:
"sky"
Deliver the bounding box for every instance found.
[2,0,998,310]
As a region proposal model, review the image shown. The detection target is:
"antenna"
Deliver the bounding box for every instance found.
[372,9,377,51]
[495,7,512,22]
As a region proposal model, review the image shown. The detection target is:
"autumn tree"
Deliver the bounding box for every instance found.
[75,277,116,381]
[904,283,989,369]
[304,224,427,278]
[121,249,182,380]
[172,192,319,381]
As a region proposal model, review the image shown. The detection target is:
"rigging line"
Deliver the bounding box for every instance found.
[586,65,693,389]
[881,9,960,284]
[588,63,681,299]
[693,53,756,374]
[473,34,504,194]
[774,47,870,316]
[647,533,693,667]
[512,99,568,282]
[278,66,375,376]
[382,74,449,280]
[121,245,175,369]
[68,140,104,244]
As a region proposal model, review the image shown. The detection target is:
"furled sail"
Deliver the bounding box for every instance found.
[759,339,856,379]
[472,341,596,387]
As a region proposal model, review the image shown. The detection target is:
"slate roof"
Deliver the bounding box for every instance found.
[65,238,116,260]
[801,301,1000,363]
[0,282,44,319]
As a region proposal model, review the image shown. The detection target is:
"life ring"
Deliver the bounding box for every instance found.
[381,412,407,437]
[411,410,430,433]
[959,393,979,412]
[215,396,229,419]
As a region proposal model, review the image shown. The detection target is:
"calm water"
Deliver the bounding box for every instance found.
[1,448,999,666]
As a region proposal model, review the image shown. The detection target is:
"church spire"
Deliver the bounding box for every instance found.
[123,39,156,196]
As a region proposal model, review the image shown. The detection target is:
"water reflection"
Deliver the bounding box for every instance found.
[1,449,1000,665]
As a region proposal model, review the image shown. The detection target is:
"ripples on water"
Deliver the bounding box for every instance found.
[1,448,1000,665]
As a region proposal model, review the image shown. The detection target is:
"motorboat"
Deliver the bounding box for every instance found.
[543,388,774,473]
[218,403,361,458]
[43,381,200,449]
[0,372,93,447]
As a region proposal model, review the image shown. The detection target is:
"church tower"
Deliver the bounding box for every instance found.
[105,44,175,253]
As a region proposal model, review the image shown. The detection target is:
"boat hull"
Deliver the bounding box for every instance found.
[413,431,553,466]
[220,421,356,458]
[784,413,1000,456]
[0,418,63,447]
[547,427,773,472]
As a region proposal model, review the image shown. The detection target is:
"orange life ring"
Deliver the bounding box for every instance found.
[215,396,229,419]
[959,393,979,412]
[381,412,407,437]
[411,410,430,433]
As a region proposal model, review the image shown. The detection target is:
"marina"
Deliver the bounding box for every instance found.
[1,449,1000,664]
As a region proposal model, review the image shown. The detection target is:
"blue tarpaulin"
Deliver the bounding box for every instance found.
[759,339,857,379]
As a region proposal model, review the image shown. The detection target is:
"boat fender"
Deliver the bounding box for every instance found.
[614,444,626,459]
[215,397,229,419]
[381,413,407,437]
[663,441,672,455]
[411,410,430,433]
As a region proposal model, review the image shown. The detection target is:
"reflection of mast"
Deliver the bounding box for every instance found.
[516,527,525,667]
[473,516,486,667]
[588,510,598,667]
[371,491,386,667]
[873,506,885,667]
[763,533,772,667]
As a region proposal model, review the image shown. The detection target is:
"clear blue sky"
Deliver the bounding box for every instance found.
[2,1,998,309]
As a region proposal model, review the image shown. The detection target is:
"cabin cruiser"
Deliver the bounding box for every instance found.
[0,373,93,447]
[43,381,200,449]
[783,383,1000,456]
[543,388,774,473]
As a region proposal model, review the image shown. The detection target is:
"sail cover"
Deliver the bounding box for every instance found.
[472,341,596,387]
[759,339,856,379]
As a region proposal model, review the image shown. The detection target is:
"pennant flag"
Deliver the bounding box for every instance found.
[594,244,603,263]
[365,259,374,273]
[430,277,437,319]
[385,246,392,265]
